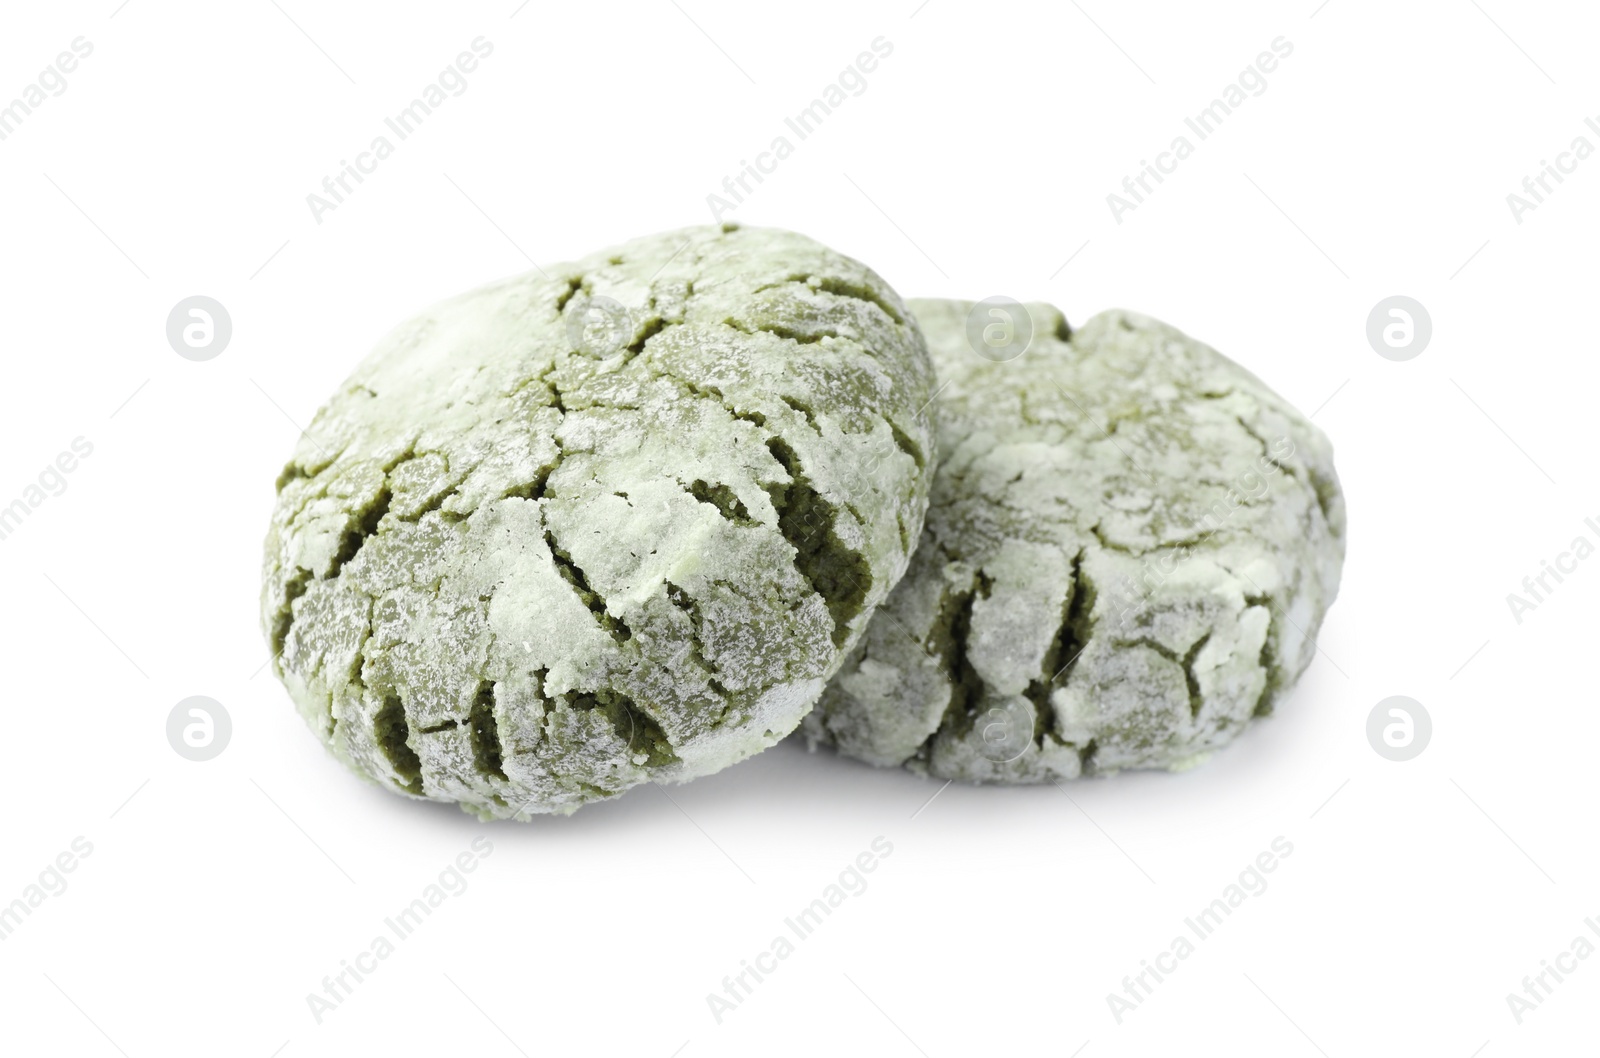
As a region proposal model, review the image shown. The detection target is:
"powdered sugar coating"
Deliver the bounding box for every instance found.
[262,225,935,816]
[803,299,1345,782]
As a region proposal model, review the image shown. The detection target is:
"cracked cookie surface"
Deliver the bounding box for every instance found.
[802,299,1345,782]
[261,225,936,817]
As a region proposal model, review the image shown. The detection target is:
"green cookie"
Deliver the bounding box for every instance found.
[262,225,936,817]
[803,299,1345,782]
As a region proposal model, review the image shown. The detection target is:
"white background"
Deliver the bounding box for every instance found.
[1,1,1595,1055]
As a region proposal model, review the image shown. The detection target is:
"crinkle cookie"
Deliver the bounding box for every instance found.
[262,225,936,817]
[802,299,1345,782]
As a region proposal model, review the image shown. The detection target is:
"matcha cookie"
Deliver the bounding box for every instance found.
[802,299,1344,782]
[262,225,936,817]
